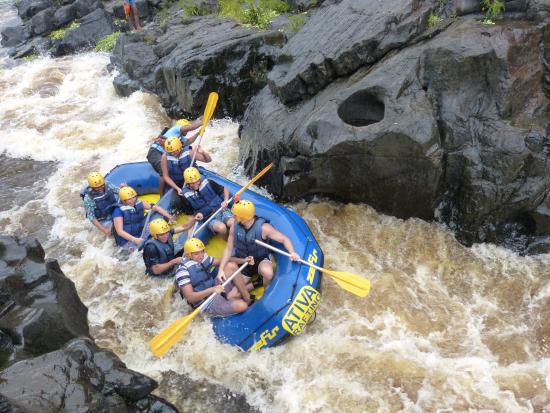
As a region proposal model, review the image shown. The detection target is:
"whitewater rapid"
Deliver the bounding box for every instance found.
[0,37,549,412]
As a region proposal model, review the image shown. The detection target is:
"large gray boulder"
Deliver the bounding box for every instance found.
[30,7,55,35]
[111,14,285,117]
[239,17,550,252]
[0,24,31,47]
[52,8,114,56]
[0,338,178,413]
[266,0,433,105]
[16,0,53,19]
[0,236,89,368]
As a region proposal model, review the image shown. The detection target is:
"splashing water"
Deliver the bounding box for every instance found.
[0,44,549,413]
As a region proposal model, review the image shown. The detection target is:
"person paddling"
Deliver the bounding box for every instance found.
[147,118,202,195]
[175,238,251,317]
[112,186,175,250]
[142,217,199,277]
[160,137,212,195]
[217,200,300,302]
[82,172,121,237]
[180,167,234,239]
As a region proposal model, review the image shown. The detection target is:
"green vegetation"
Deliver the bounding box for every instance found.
[287,13,305,32]
[113,18,126,31]
[49,20,80,41]
[156,7,171,31]
[427,12,443,28]
[219,0,289,29]
[144,34,154,45]
[94,31,121,52]
[178,0,202,15]
[481,0,504,21]
[23,53,38,61]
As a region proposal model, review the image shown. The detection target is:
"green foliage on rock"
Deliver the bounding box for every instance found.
[481,0,504,20]
[23,53,38,61]
[287,13,305,32]
[49,20,80,41]
[219,0,289,29]
[427,12,443,28]
[94,31,121,52]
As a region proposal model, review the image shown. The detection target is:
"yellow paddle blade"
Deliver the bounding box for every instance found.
[322,269,371,297]
[161,283,177,309]
[199,92,219,137]
[149,307,201,357]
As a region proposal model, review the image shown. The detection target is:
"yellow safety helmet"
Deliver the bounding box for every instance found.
[176,118,191,126]
[184,237,205,257]
[150,218,170,237]
[164,137,182,153]
[119,186,138,202]
[87,172,104,188]
[183,167,201,184]
[231,200,255,222]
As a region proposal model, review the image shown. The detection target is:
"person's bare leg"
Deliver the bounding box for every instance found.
[132,6,142,30]
[259,260,274,288]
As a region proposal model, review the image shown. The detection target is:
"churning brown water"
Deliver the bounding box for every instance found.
[0,41,549,412]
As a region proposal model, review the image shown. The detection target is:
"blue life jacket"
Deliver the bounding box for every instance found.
[183,257,216,307]
[166,148,192,187]
[234,217,270,259]
[86,187,117,221]
[181,179,223,218]
[143,236,175,277]
[113,201,145,246]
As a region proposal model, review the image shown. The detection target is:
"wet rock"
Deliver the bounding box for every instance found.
[73,0,102,18]
[0,236,179,411]
[240,17,550,253]
[0,337,178,413]
[52,8,114,56]
[16,0,53,19]
[54,4,77,27]
[0,24,31,47]
[30,7,55,35]
[110,14,285,117]
[287,0,325,11]
[0,236,89,368]
[266,0,433,105]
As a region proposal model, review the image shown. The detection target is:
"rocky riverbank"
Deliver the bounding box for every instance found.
[0,235,179,412]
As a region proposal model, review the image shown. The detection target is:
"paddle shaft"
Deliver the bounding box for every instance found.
[255,239,321,271]
[192,163,274,236]
[190,92,218,167]
[198,262,248,310]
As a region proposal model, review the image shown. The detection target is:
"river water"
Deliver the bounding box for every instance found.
[1,3,550,412]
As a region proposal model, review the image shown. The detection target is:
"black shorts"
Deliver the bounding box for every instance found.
[241,255,272,278]
[147,147,163,175]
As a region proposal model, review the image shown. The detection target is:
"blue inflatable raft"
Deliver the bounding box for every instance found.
[104,162,324,351]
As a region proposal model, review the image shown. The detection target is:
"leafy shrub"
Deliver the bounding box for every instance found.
[287,13,305,32]
[50,28,66,40]
[219,0,289,29]
[427,12,443,28]
[49,20,80,40]
[94,31,121,52]
[481,0,504,20]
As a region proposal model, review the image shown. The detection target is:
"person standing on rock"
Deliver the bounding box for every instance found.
[123,0,142,31]
[146,118,202,195]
